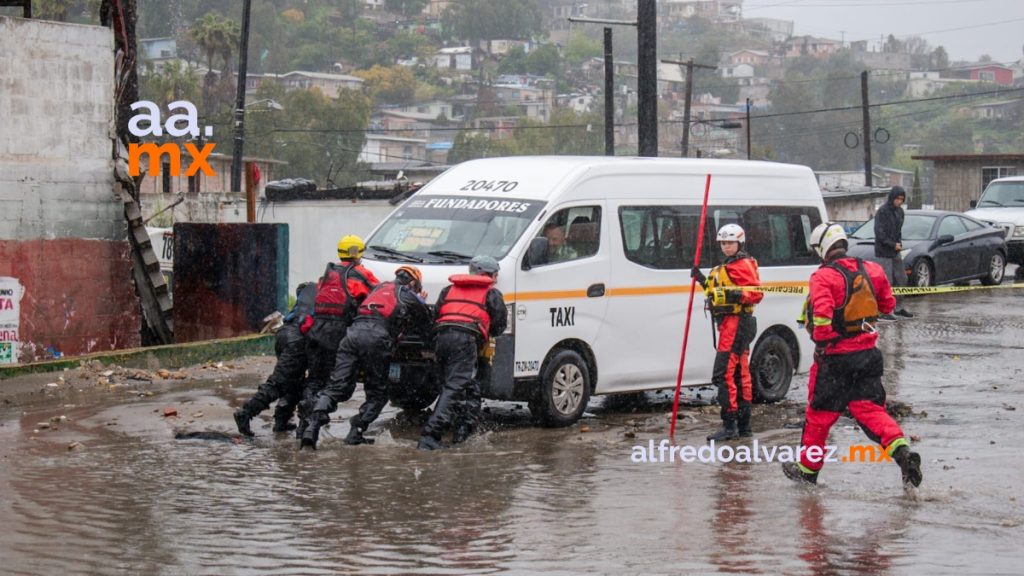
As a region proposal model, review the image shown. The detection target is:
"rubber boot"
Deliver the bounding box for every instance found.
[452,423,474,445]
[737,407,753,438]
[272,405,297,433]
[892,445,923,487]
[344,423,374,445]
[234,409,255,437]
[295,399,312,440]
[707,416,739,442]
[782,462,818,485]
[299,412,328,451]
[417,434,444,451]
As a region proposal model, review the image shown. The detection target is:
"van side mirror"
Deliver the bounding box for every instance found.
[969,200,978,208]
[936,234,955,246]
[522,237,549,270]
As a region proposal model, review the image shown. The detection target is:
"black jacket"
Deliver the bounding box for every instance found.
[874,189,905,258]
[434,285,508,340]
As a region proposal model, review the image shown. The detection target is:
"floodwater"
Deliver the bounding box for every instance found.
[1,288,1023,574]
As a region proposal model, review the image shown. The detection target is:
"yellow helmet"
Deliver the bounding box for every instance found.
[337,235,365,260]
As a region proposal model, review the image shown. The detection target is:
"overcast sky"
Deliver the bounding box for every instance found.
[744,0,1024,63]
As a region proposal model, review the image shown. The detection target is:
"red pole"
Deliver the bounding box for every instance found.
[670,173,713,437]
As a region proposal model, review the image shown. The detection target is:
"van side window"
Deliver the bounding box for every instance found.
[535,206,602,265]
[729,206,821,267]
[619,206,712,269]
[621,205,822,269]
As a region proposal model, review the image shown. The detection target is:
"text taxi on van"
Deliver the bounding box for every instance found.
[360,156,826,427]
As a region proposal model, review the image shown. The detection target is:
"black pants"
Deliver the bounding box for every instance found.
[313,320,392,428]
[422,329,480,439]
[240,323,305,417]
[302,317,350,406]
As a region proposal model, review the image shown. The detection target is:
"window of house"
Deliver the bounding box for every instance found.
[534,206,602,266]
[982,166,1016,193]
[979,71,995,82]
[402,145,413,160]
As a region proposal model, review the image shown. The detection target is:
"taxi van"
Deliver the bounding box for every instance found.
[362,156,826,426]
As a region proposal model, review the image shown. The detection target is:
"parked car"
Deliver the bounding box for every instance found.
[847,210,1007,287]
[964,176,1024,279]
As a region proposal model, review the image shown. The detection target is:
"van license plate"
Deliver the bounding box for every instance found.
[389,363,401,381]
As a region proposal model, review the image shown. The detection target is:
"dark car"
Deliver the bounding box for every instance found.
[847,210,1008,287]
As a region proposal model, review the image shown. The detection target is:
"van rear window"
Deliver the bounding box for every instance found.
[619,205,822,269]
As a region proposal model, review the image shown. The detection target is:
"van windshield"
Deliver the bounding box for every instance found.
[365,195,546,264]
[978,181,1024,207]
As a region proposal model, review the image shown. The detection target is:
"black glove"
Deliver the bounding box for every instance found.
[813,345,826,362]
[724,289,742,304]
[690,266,706,287]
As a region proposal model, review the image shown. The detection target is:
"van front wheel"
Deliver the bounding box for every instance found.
[530,349,591,427]
[751,334,793,403]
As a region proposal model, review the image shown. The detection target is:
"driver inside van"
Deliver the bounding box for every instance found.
[543,223,577,262]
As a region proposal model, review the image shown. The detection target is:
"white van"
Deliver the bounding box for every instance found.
[361,156,825,426]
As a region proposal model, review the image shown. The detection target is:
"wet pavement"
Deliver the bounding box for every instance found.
[1,287,1023,574]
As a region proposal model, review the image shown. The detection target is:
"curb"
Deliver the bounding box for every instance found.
[0,334,275,380]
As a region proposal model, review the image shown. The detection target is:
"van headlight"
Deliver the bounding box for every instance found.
[1013,226,1024,238]
[504,303,515,335]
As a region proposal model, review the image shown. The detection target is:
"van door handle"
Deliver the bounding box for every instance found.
[587,283,605,297]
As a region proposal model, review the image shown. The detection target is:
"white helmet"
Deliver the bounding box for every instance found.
[716,223,745,243]
[809,222,848,259]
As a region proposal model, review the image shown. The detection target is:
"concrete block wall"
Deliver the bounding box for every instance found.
[0,16,140,362]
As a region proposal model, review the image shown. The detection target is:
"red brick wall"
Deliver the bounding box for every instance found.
[0,239,141,362]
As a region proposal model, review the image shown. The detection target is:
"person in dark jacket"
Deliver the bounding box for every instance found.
[234,282,317,437]
[784,223,922,487]
[300,266,431,449]
[297,235,379,439]
[873,186,912,319]
[418,255,508,450]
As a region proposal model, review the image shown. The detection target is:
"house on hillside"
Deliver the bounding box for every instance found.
[949,63,1014,86]
[911,154,1024,211]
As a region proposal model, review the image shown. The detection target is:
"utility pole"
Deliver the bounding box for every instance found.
[569,15,639,156]
[745,97,752,160]
[231,0,253,194]
[636,0,657,157]
[861,70,872,187]
[662,58,717,157]
[604,28,615,156]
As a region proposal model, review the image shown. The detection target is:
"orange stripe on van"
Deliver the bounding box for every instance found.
[505,281,809,303]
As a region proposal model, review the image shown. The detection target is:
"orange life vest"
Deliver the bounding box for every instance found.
[358,281,401,320]
[436,274,493,338]
[314,262,370,318]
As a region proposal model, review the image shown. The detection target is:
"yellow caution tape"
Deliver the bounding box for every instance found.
[726,282,1024,296]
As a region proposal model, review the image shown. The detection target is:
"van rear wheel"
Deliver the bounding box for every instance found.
[530,349,591,427]
[751,334,793,403]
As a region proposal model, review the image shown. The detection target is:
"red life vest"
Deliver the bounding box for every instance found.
[436,274,494,338]
[314,262,370,318]
[358,281,401,320]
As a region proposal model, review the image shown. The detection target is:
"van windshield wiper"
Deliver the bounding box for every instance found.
[368,245,423,262]
[427,250,473,262]
[978,199,1005,207]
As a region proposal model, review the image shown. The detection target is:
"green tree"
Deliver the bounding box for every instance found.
[497,46,528,75]
[526,44,560,77]
[442,0,542,44]
[189,11,238,74]
[564,33,601,67]
[139,60,201,109]
[245,82,372,187]
[930,46,949,70]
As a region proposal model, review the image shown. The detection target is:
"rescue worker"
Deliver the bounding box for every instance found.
[417,255,508,450]
[784,222,922,487]
[233,282,317,437]
[874,186,912,319]
[297,235,379,438]
[300,266,431,450]
[691,224,764,441]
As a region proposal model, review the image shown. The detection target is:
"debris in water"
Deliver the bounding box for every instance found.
[67,442,84,451]
[163,407,178,418]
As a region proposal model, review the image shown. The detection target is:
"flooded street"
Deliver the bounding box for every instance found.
[1,288,1023,574]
